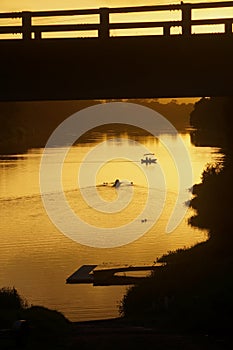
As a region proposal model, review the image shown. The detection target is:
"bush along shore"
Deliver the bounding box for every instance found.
[120,97,233,342]
[0,287,71,349]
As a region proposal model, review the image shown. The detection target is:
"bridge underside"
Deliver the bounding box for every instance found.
[0,34,233,101]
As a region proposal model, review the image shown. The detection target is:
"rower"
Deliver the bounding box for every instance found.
[112,179,120,188]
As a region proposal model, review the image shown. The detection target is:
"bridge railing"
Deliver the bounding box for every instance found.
[0,1,233,40]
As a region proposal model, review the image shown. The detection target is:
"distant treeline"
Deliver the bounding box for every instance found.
[189,96,233,241]
[0,99,193,154]
[0,100,97,154]
[190,96,233,149]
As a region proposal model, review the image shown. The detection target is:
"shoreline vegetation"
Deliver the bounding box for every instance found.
[1,286,232,349]
[120,97,233,341]
[0,99,193,155]
[0,287,71,349]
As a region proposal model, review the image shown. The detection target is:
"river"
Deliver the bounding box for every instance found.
[0,131,222,321]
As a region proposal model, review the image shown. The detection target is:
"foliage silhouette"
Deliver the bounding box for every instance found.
[120,97,233,334]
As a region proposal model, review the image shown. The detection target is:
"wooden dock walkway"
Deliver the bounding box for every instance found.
[66,265,98,284]
[66,264,163,286]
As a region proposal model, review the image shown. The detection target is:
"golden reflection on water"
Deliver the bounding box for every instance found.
[0,132,222,321]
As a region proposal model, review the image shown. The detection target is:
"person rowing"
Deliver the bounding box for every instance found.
[112,179,121,188]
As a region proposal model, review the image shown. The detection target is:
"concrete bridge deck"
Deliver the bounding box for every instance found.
[1,34,233,101]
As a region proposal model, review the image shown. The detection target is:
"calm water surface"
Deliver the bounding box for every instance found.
[0,133,222,321]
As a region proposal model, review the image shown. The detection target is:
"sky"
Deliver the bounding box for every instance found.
[0,0,232,12]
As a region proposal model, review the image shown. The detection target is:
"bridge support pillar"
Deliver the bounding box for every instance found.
[22,11,32,40]
[225,21,232,35]
[35,31,42,40]
[163,25,170,36]
[99,8,109,39]
[181,4,191,36]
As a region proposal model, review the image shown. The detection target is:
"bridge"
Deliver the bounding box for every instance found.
[0,1,233,101]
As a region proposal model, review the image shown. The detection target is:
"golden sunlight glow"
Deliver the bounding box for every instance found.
[109,10,181,23]
[110,27,163,36]
[60,131,190,229]
[31,15,100,25]
[96,158,148,188]
[192,6,233,20]
[62,144,150,227]
[192,23,225,33]
[41,31,98,39]
[0,124,220,320]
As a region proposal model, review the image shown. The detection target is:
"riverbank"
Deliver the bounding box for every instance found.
[1,288,232,349]
[1,314,232,349]
[70,317,232,349]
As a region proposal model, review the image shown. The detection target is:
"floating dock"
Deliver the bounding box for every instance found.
[66,265,97,284]
[66,264,164,286]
